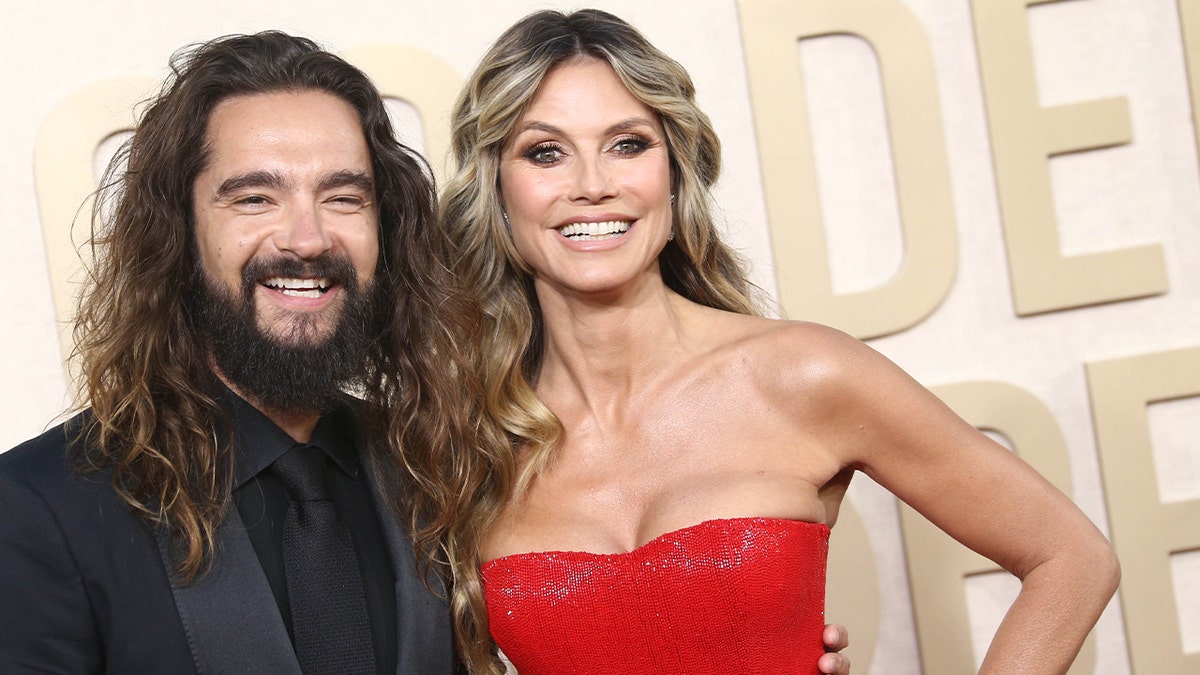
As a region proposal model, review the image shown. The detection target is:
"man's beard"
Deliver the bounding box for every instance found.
[195,254,382,415]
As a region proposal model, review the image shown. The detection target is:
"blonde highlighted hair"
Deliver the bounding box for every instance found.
[426,9,763,672]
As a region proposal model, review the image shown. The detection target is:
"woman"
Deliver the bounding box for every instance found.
[428,8,1119,674]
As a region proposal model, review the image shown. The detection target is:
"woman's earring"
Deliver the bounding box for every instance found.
[668,195,676,241]
[502,211,511,225]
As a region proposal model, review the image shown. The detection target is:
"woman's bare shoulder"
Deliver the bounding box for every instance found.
[713,316,868,364]
[702,317,891,404]
[676,301,885,387]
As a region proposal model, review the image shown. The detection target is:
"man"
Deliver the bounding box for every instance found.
[0,31,851,675]
[0,32,474,673]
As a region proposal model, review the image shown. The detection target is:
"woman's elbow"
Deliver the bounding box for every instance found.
[1091,536,1122,600]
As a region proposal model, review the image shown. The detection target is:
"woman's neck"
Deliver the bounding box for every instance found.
[534,279,699,408]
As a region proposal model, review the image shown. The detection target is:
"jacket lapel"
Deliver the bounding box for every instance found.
[364,459,455,674]
[155,509,300,675]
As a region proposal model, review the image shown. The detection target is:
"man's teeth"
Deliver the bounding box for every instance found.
[558,220,631,240]
[262,277,331,298]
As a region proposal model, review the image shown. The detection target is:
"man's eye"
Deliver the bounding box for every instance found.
[235,195,269,207]
[327,195,367,210]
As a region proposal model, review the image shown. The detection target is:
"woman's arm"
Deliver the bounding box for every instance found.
[789,325,1119,674]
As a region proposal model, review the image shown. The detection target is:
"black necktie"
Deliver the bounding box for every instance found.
[270,444,376,674]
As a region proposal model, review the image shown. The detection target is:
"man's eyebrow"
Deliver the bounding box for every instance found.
[317,170,375,194]
[214,170,287,198]
[213,170,375,198]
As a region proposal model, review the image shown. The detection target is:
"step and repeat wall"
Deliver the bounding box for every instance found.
[2,0,1197,672]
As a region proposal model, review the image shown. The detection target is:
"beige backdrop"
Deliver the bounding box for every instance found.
[2,0,1197,673]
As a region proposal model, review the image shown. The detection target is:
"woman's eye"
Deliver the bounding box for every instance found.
[524,143,563,165]
[612,137,650,155]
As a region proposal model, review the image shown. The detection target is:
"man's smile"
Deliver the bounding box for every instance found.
[261,276,332,298]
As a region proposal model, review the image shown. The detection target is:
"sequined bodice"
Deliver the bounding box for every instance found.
[481,517,830,675]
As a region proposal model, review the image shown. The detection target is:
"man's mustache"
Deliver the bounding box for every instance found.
[239,254,359,294]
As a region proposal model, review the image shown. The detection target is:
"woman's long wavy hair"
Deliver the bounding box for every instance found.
[74,31,482,584]
[432,9,763,672]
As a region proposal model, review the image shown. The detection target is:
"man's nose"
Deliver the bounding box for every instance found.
[276,203,333,259]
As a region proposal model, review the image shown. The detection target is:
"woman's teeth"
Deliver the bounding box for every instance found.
[558,220,630,240]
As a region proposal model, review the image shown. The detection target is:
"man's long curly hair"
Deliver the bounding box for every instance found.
[433,10,762,673]
[74,31,483,583]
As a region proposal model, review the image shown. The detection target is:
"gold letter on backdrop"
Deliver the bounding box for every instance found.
[1178,0,1200,164]
[34,77,150,378]
[971,0,1167,315]
[823,500,880,674]
[900,381,1096,673]
[737,0,957,339]
[1087,347,1200,674]
[341,45,462,183]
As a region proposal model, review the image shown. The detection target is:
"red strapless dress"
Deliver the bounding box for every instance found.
[481,517,830,675]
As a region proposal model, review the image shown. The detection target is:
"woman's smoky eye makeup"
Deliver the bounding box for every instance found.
[610,135,650,155]
[517,134,654,166]
[522,141,564,165]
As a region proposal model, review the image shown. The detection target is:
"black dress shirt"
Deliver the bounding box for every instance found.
[226,391,397,674]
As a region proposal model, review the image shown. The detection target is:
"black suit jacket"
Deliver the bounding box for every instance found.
[0,414,454,674]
